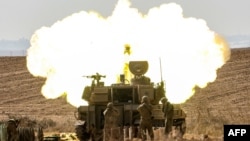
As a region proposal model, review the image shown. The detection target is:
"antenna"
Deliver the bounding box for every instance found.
[159,57,163,82]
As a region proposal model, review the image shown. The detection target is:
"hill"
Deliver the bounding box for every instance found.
[0,48,250,136]
[183,47,250,136]
[0,57,76,131]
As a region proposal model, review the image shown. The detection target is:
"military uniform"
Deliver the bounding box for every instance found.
[75,120,90,141]
[137,96,154,141]
[7,119,19,141]
[103,102,119,141]
[161,97,174,135]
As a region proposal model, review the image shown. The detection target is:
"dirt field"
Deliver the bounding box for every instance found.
[0,47,250,140]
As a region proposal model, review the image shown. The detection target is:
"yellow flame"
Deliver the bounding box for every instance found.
[26,0,230,107]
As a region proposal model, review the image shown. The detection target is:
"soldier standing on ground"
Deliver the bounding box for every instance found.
[137,96,154,141]
[75,120,90,141]
[160,97,174,136]
[103,102,119,141]
[7,119,19,141]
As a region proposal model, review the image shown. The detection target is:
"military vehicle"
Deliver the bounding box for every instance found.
[75,61,186,140]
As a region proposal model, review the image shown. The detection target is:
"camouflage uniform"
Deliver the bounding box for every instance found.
[103,102,119,141]
[161,97,174,135]
[137,96,154,141]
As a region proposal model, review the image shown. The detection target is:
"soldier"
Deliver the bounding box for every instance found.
[137,96,154,141]
[75,120,90,141]
[160,97,174,136]
[7,119,19,141]
[103,102,119,141]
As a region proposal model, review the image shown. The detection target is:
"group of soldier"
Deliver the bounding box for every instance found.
[103,96,174,141]
[1,119,41,141]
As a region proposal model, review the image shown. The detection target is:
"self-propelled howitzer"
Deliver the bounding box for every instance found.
[75,61,186,140]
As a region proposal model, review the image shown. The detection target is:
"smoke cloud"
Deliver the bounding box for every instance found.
[27,0,230,107]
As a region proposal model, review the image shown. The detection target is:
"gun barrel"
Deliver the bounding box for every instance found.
[82,75,91,78]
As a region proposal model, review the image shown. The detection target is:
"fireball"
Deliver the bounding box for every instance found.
[26,0,230,107]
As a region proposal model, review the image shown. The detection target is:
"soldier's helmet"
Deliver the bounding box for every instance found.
[160,97,168,104]
[8,119,18,125]
[107,102,113,108]
[141,96,150,104]
[7,119,19,128]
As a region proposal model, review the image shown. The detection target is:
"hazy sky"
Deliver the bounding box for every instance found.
[1,0,250,40]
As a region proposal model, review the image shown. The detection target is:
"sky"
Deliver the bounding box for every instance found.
[0,0,250,40]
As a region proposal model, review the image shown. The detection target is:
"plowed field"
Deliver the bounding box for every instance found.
[1,47,250,140]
